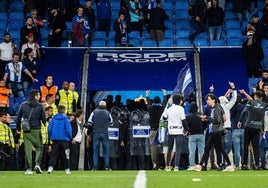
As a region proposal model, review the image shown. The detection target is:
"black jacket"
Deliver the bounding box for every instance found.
[16,99,46,131]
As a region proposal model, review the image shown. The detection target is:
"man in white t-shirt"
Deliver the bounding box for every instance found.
[0,32,17,79]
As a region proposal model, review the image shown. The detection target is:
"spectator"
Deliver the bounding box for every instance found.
[244,13,268,45]
[0,32,18,79]
[255,70,268,91]
[72,5,91,47]
[188,0,207,43]
[193,93,235,172]
[30,9,44,45]
[205,0,225,41]
[3,52,38,98]
[84,0,96,38]
[87,100,113,170]
[242,30,264,78]
[94,0,111,37]
[16,89,46,174]
[186,102,205,170]
[129,0,144,37]
[47,105,72,174]
[20,17,39,49]
[238,91,268,170]
[161,94,188,171]
[147,94,164,170]
[70,109,84,170]
[232,0,251,27]
[48,5,67,47]
[147,2,169,46]
[230,94,245,169]
[0,79,11,113]
[113,12,131,47]
[40,74,58,104]
[23,0,37,19]
[21,47,39,94]
[20,32,41,61]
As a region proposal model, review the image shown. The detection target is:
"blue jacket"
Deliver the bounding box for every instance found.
[48,113,72,141]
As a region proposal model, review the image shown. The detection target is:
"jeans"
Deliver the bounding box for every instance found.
[188,134,205,166]
[8,82,24,97]
[208,26,222,41]
[232,129,244,167]
[236,11,250,23]
[259,136,266,168]
[92,132,110,169]
[223,129,232,155]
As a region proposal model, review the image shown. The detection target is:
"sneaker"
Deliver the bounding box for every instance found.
[47,166,53,174]
[174,166,179,171]
[254,165,262,170]
[241,165,249,170]
[34,165,42,174]
[105,168,112,171]
[165,166,171,172]
[65,168,71,174]
[187,166,194,170]
[25,169,33,175]
[223,165,235,172]
[192,165,202,172]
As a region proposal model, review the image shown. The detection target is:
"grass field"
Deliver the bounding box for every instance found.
[1,170,268,188]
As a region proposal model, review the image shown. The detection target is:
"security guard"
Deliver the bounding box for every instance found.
[0,111,15,170]
[56,81,74,115]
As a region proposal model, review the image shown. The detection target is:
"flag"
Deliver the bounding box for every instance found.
[173,63,194,99]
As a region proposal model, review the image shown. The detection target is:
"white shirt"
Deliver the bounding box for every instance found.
[162,104,186,135]
[73,119,82,143]
[21,42,40,58]
[0,42,13,61]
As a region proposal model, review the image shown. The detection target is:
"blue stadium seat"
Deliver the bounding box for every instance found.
[142,39,158,47]
[165,20,174,30]
[225,2,233,10]
[175,10,189,20]
[262,40,268,48]
[10,2,24,11]
[175,1,189,10]
[8,30,20,40]
[210,39,226,46]
[225,10,237,20]
[129,38,141,47]
[225,19,241,29]
[176,29,190,38]
[176,38,191,47]
[40,28,50,39]
[94,31,108,39]
[159,38,174,47]
[0,12,7,20]
[107,38,115,47]
[165,30,174,38]
[194,38,209,46]
[128,31,141,39]
[0,29,6,37]
[9,12,24,20]
[8,19,24,30]
[225,28,242,38]
[142,31,151,39]
[91,39,107,47]
[176,19,191,29]
[226,37,243,46]
[195,31,209,39]
[165,9,174,18]
[163,1,173,9]
[0,20,7,29]
[42,39,48,47]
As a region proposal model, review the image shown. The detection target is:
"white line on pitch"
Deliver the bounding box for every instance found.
[134,170,146,188]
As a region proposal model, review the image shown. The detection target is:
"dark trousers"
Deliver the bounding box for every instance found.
[200,131,231,166]
[49,140,70,170]
[243,126,260,166]
[70,142,80,170]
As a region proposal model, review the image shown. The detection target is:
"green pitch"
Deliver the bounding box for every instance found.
[1,170,268,188]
